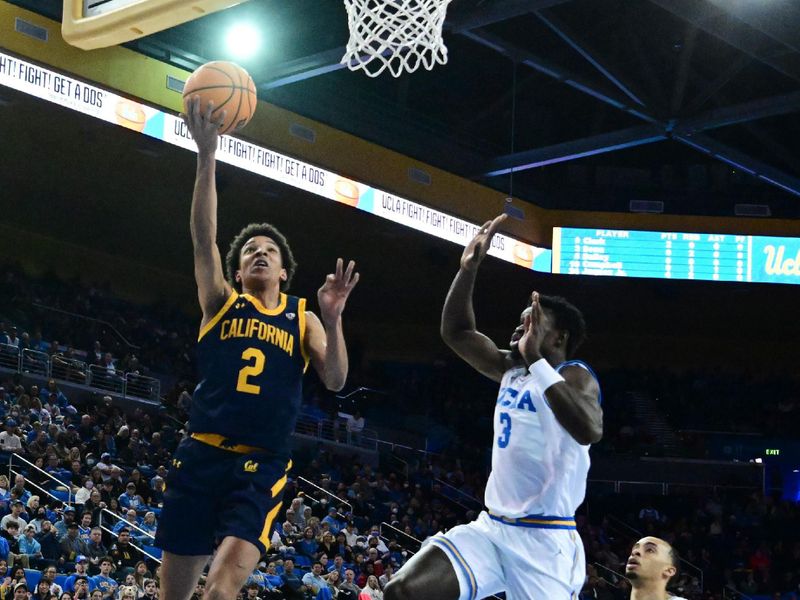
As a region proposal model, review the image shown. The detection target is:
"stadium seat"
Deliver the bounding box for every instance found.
[54,575,68,589]
[141,544,163,560]
[24,569,42,590]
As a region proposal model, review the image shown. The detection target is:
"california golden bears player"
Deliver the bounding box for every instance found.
[385,214,602,600]
[157,97,359,600]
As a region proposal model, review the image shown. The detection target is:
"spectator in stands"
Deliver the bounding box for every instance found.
[11,476,31,504]
[343,522,358,548]
[110,529,137,579]
[60,523,89,566]
[117,484,145,514]
[140,580,157,600]
[113,511,138,536]
[317,532,336,558]
[12,583,28,600]
[378,565,393,590]
[64,557,95,593]
[91,557,118,599]
[0,420,22,453]
[34,576,55,600]
[6,328,18,349]
[85,528,107,574]
[2,522,26,568]
[301,562,330,600]
[77,513,93,542]
[279,559,306,600]
[134,512,156,545]
[296,528,318,559]
[18,524,42,568]
[28,431,50,460]
[132,560,152,593]
[1,502,27,531]
[321,509,343,535]
[328,555,346,580]
[345,412,364,445]
[36,522,60,562]
[74,481,93,506]
[72,576,90,600]
[58,593,72,600]
[42,565,63,597]
[360,575,382,600]
[338,570,359,600]
[54,508,78,540]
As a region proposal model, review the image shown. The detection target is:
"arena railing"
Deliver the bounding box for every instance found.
[295,476,353,515]
[723,585,754,600]
[30,302,141,353]
[0,345,161,402]
[98,507,161,564]
[293,413,378,451]
[8,452,73,506]
[433,478,483,512]
[591,562,630,590]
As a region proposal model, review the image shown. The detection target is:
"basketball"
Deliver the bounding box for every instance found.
[182,61,257,134]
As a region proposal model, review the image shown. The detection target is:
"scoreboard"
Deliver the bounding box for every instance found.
[552,227,800,285]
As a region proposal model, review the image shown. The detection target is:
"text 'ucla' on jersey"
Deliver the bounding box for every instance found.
[484,360,601,519]
[189,291,309,456]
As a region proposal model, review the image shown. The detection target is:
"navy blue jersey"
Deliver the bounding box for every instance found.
[189,291,309,455]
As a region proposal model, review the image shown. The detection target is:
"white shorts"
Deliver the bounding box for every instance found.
[427,511,586,600]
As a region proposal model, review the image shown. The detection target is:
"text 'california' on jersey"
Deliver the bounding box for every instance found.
[484,360,601,519]
[189,291,310,456]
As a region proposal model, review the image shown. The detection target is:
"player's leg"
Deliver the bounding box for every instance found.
[160,553,210,600]
[385,512,504,600]
[383,545,460,600]
[203,537,261,600]
[504,527,586,600]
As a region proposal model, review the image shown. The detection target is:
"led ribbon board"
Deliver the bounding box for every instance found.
[553,227,800,285]
[62,0,251,50]
[0,50,551,273]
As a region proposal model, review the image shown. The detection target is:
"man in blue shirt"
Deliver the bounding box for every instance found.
[64,557,96,592]
[321,508,344,535]
[279,559,307,600]
[91,557,118,599]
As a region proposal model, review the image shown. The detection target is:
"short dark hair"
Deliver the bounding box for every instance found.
[536,294,587,357]
[225,223,297,293]
[667,546,681,588]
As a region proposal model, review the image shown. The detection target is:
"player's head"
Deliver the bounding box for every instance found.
[626,536,679,588]
[509,294,586,359]
[225,223,297,293]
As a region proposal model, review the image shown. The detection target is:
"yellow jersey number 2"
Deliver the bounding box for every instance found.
[237,348,265,394]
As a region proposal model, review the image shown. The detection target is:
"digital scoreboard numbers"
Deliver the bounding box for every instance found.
[552,227,800,285]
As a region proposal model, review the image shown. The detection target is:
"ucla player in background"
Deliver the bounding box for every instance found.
[156,97,359,600]
[385,214,602,600]
[626,537,686,600]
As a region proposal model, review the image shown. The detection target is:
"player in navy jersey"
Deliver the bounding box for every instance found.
[157,97,359,600]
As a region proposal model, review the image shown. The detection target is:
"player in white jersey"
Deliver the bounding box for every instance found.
[626,537,687,600]
[385,214,603,600]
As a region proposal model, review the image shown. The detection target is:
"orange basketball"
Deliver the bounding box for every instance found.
[182,61,257,134]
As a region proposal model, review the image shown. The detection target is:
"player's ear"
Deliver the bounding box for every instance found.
[664,564,676,581]
[235,270,242,283]
[280,269,287,282]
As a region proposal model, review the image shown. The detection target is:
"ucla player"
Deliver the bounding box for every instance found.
[626,537,686,600]
[157,97,359,600]
[385,214,602,600]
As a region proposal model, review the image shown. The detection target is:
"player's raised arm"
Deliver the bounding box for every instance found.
[305,258,360,392]
[441,214,513,383]
[184,96,231,322]
[518,292,603,445]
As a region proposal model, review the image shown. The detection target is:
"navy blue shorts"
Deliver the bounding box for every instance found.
[155,436,291,556]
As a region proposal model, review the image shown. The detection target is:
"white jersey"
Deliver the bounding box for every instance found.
[484,360,600,518]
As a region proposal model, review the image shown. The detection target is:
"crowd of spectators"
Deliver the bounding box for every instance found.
[1,266,799,599]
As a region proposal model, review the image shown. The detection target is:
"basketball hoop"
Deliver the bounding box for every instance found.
[341,0,453,78]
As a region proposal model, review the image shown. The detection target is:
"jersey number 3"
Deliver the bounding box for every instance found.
[497,412,512,448]
[237,348,265,394]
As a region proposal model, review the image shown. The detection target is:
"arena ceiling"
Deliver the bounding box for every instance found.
[1,0,799,370]
[8,0,800,219]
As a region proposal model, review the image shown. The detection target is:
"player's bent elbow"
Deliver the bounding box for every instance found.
[383,577,411,600]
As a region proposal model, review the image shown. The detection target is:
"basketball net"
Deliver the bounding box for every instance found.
[341,0,453,78]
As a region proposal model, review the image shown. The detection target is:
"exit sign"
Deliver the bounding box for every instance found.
[766,449,781,456]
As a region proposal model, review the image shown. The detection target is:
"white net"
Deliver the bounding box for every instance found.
[341,0,453,78]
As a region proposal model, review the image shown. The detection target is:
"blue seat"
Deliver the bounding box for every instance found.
[24,569,42,590]
[54,575,68,589]
[141,545,163,560]
[50,489,70,502]
[293,555,312,567]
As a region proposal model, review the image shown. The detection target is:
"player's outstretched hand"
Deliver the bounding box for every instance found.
[181,95,226,156]
[519,291,545,365]
[460,214,507,272]
[318,258,360,323]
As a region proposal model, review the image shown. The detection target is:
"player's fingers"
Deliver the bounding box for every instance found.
[486,214,507,237]
[203,99,215,122]
[347,272,360,289]
[343,260,355,282]
[190,95,200,117]
[335,258,344,279]
[213,110,227,128]
[478,220,492,236]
